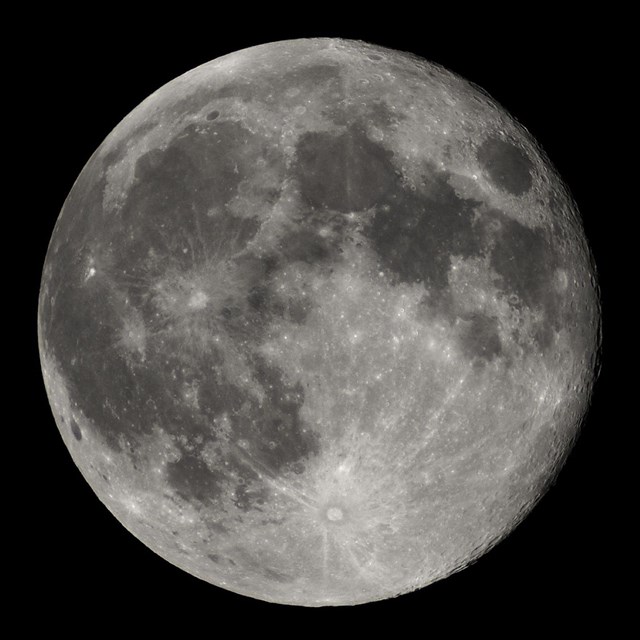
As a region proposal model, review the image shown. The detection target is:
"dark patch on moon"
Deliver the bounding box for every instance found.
[70,419,82,441]
[45,297,158,451]
[233,356,320,474]
[277,227,334,264]
[485,210,562,349]
[282,64,343,96]
[284,296,313,324]
[365,100,405,126]
[246,283,313,326]
[477,136,533,196]
[294,126,399,212]
[205,553,238,567]
[210,65,342,108]
[200,63,344,113]
[488,213,558,309]
[128,120,252,223]
[204,518,229,536]
[233,481,269,512]
[209,82,258,103]
[263,567,294,584]
[39,111,290,452]
[246,285,273,314]
[121,346,321,512]
[365,163,483,295]
[166,450,224,505]
[457,313,503,365]
[176,367,243,433]
[51,329,227,452]
[360,157,562,353]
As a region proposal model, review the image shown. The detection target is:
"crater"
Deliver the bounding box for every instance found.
[70,419,82,441]
[326,506,344,522]
[187,290,209,310]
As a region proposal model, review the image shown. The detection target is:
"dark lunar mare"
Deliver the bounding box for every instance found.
[477,135,534,196]
[291,124,564,361]
[39,112,321,507]
[294,126,400,212]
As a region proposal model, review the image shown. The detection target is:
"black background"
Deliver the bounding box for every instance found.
[23,8,622,633]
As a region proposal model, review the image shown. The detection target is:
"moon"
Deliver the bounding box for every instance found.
[38,38,600,606]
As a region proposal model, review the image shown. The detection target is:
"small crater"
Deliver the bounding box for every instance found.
[290,461,305,475]
[206,110,220,120]
[326,507,344,522]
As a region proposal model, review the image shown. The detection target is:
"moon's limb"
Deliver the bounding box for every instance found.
[38,38,600,606]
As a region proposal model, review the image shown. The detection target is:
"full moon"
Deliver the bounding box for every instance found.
[38,38,600,606]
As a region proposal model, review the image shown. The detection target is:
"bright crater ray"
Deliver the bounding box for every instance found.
[38,38,600,606]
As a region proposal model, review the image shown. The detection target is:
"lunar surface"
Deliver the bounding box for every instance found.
[38,38,600,606]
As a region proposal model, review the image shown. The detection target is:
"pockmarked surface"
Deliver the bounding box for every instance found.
[38,39,600,606]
